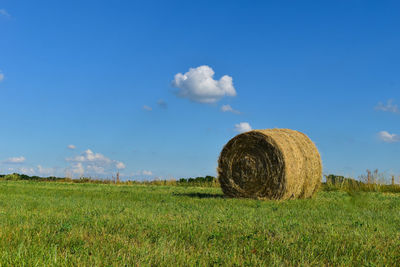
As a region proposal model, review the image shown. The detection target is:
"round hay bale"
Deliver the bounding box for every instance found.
[217,128,322,200]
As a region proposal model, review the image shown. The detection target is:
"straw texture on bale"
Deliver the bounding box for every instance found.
[218,129,322,200]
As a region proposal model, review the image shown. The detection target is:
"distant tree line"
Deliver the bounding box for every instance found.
[0,173,61,181]
[177,176,217,184]
[324,174,362,185]
[0,173,220,187]
[0,173,108,184]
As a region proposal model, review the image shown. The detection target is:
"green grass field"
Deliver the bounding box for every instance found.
[0,181,399,266]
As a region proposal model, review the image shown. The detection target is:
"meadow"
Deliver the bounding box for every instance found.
[0,180,399,266]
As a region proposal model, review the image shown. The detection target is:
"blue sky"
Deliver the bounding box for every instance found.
[0,1,399,180]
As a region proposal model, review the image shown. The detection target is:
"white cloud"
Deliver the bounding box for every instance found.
[172,65,236,103]
[6,166,35,176]
[142,170,152,176]
[18,167,35,176]
[143,105,152,111]
[221,104,240,114]
[86,165,105,174]
[3,156,26,164]
[37,165,56,176]
[375,99,399,114]
[66,149,125,176]
[67,144,76,150]
[378,131,400,143]
[67,149,111,164]
[234,122,252,133]
[132,170,153,176]
[6,165,59,177]
[0,9,10,18]
[116,162,126,169]
[71,163,85,176]
[157,99,168,109]
[0,73,4,82]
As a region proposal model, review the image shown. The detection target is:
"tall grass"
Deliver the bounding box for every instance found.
[323,174,400,194]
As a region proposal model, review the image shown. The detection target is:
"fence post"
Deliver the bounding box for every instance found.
[392,175,395,186]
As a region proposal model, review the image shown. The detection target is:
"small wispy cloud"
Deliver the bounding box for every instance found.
[234,122,252,133]
[0,72,4,82]
[37,165,56,176]
[6,165,59,176]
[378,131,400,143]
[221,104,240,114]
[375,99,399,114]
[14,167,35,175]
[116,162,126,169]
[66,149,126,176]
[157,99,168,109]
[67,144,76,150]
[70,162,84,176]
[142,170,152,176]
[131,170,153,176]
[143,105,152,111]
[0,9,11,18]
[3,156,26,164]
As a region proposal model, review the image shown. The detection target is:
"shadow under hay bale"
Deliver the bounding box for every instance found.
[172,192,225,199]
[218,128,322,200]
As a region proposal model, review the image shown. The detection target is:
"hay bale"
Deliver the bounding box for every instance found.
[217,128,322,200]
